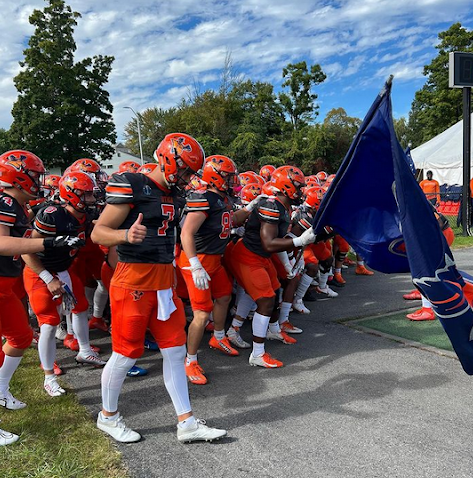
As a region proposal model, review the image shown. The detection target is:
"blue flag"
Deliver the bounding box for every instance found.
[404,145,416,175]
[313,79,410,273]
[313,77,473,375]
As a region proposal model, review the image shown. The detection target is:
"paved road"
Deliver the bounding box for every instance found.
[59,248,473,478]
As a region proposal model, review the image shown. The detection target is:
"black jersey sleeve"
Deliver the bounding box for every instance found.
[0,194,18,227]
[105,172,138,204]
[185,190,210,214]
[257,197,281,224]
[34,205,59,236]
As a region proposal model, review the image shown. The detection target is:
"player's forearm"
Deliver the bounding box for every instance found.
[261,237,295,254]
[232,208,251,226]
[0,237,45,256]
[91,224,127,247]
[180,229,198,259]
[21,253,47,275]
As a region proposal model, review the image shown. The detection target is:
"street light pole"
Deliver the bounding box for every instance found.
[123,106,144,165]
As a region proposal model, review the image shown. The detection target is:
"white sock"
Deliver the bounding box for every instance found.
[72,311,92,355]
[186,354,197,365]
[357,261,364,266]
[295,273,313,300]
[213,329,225,340]
[178,415,196,429]
[93,280,109,318]
[236,292,255,320]
[252,312,270,339]
[231,318,244,329]
[161,345,192,416]
[268,322,280,334]
[100,411,119,421]
[421,296,432,309]
[101,352,136,413]
[252,342,265,357]
[0,355,22,394]
[319,272,329,289]
[278,302,292,325]
[38,324,57,371]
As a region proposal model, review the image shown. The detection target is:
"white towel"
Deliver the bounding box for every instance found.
[57,270,74,314]
[157,288,177,321]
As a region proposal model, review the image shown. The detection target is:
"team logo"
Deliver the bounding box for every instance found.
[170,137,192,157]
[44,206,57,214]
[143,185,152,196]
[130,290,144,301]
[388,237,407,257]
[6,153,27,171]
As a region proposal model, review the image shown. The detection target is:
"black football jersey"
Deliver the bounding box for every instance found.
[291,205,314,231]
[33,205,87,272]
[105,172,179,264]
[184,190,233,255]
[0,193,31,278]
[243,197,290,258]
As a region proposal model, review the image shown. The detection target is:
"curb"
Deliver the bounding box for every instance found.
[339,310,459,362]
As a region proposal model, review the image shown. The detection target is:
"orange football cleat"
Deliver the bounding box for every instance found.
[209,336,239,356]
[355,265,374,275]
[88,316,109,332]
[333,272,346,284]
[406,307,435,321]
[185,361,207,385]
[249,352,283,368]
[403,289,422,300]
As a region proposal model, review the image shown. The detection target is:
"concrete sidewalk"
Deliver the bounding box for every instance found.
[60,248,473,478]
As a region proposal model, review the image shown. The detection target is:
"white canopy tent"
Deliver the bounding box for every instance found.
[410,113,473,186]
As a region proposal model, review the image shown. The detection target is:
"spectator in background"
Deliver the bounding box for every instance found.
[419,171,440,206]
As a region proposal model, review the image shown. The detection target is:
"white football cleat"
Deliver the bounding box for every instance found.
[177,418,227,443]
[97,413,141,443]
[75,351,106,367]
[292,298,310,314]
[316,286,338,298]
[44,376,66,397]
[55,323,68,341]
[0,389,26,410]
[0,423,19,446]
[281,321,303,334]
[226,326,251,348]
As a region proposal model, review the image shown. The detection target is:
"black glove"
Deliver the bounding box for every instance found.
[43,235,86,250]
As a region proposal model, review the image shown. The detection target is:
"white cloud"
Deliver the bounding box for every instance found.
[0,0,471,142]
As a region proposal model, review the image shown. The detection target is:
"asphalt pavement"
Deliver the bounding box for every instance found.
[58,247,473,478]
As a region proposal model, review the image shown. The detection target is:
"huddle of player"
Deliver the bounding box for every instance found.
[0,133,371,446]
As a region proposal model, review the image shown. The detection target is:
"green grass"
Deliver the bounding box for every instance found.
[0,349,129,478]
[354,312,453,352]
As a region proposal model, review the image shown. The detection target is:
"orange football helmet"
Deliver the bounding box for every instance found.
[153,133,204,187]
[240,183,262,205]
[259,165,275,182]
[201,155,238,193]
[59,171,96,212]
[303,186,324,211]
[316,171,328,183]
[137,163,158,175]
[0,150,46,198]
[118,161,140,174]
[270,166,305,200]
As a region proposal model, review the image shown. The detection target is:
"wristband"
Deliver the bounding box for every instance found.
[124,229,130,243]
[292,236,303,248]
[189,256,201,269]
[39,270,54,285]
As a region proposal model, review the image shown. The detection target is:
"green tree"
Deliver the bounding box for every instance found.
[0,129,12,153]
[408,22,473,146]
[10,0,116,170]
[323,108,361,171]
[278,61,326,131]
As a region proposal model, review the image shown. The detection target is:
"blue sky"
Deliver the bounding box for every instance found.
[0,0,472,143]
